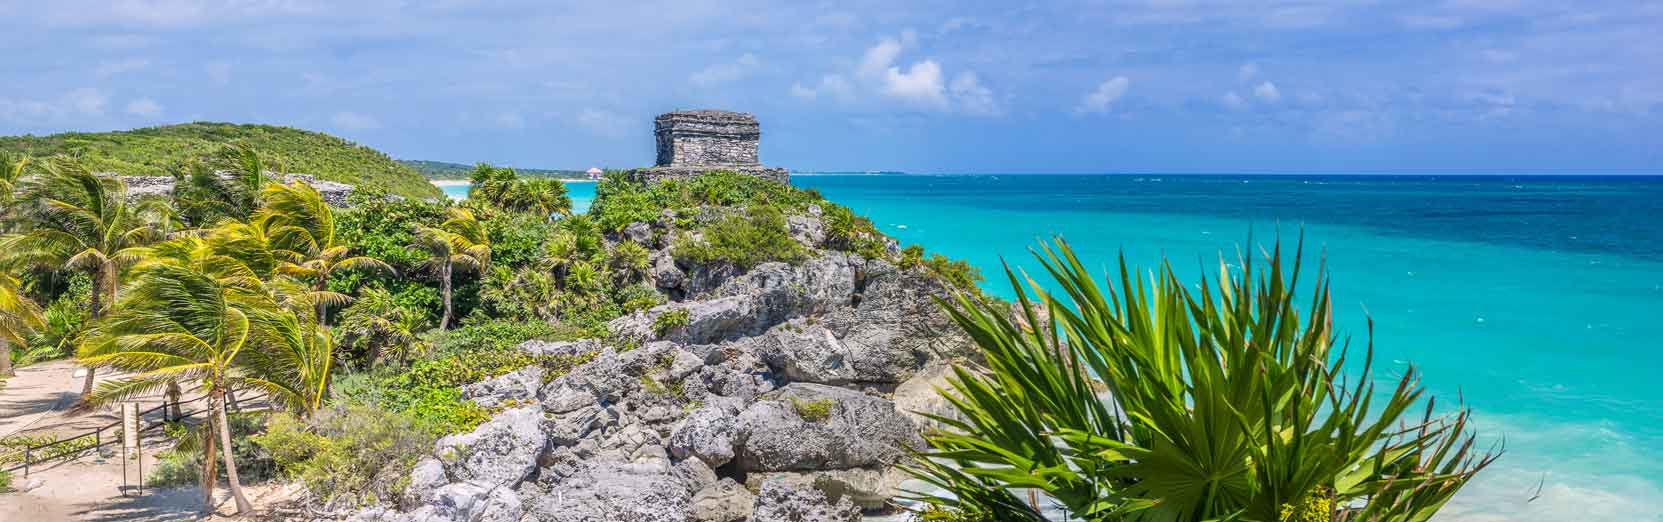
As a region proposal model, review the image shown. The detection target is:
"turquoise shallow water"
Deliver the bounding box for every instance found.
[790,174,1663,522]
[436,175,1663,520]
[436,180,597,212]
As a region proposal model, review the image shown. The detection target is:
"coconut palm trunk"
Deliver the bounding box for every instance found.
[1,340,12,376]
[79,266,111,402]
[440,259,453,329]
[200,411,218,510]
[213,386,253,513]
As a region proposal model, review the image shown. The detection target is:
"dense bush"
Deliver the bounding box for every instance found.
[253,406,436,506]
[591,170,824,232]
[330,319,590,435]
[673,205,808,269]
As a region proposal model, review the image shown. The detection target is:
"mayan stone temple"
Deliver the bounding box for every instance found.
[629,109,789,183]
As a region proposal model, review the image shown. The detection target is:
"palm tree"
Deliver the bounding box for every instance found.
[411,208,490,329]
[213,140,273,218]
[1,156,155,402]
[338,286,426,366]
[905,238,1496,522]
[0,152,29,220]
[78,264,270,514]
[0,272,44,377]
[260,182,392,323]
[520,178,573,221]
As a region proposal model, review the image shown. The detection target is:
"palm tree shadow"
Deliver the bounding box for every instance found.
[69,486,235,522]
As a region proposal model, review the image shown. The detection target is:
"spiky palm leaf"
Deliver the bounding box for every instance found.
[0,155,157,400]
[411,207,490,329]
[905,238,1496,522]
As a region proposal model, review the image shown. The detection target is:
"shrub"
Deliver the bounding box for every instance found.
[921,253,982,292]
[252,406,436,506]
[591,170,824,233]
[0,469,11,492]
[482,211,554,271]
[332,319,593,435]
[912,506,993,522]
[652,308,689,337]
[672,205,807,270]
[148,414,276,487]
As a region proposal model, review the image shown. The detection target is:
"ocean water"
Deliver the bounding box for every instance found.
[790,174,1663,521]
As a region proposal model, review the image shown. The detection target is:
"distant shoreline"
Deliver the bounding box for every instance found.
[429,179,596,186]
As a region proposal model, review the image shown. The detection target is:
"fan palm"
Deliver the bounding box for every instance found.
[412,208,490,329]
[0,155,156,401]
[0,272,44,376]
[260,181,392,323]
[77,264,271,514]
[905,238,1496,522]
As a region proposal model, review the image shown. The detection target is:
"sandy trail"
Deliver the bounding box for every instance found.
[3,361,289,520]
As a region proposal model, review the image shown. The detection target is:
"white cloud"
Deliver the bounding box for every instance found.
[95,58,150,77]
[0,88,108,125]
[1077,76,1131,114]
[1254,81,1281,102]
[882,60,947,108]
[330,111,379,130]
[575,108,631,137]
[950,72,1000,116]
[801,31,991,114]
[690,53,760,86]
[857,37,905,79]
[1239,62,1260,80]
[125,97,163,117]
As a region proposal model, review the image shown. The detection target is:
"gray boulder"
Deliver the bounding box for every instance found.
[462,365,544,409]
[623,221,654,245]
[434,406,548,489]
[520,458,693,522]
[667,400,743,468]
[692,478,755,522]
[733,383,923,472]
[746,479,861,522]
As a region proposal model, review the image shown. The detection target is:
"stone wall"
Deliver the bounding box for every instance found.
[654,110,762,167]
[632,109,789,184]
[108,172,360,206]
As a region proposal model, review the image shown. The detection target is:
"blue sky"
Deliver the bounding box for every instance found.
[1,0,1659,174]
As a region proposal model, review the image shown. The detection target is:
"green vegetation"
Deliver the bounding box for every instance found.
[0,136,983,515]
[400,159,585,181]
[0,123,440,199]
[254,406,435,505]
[673,205,809,269]
[652,308,689,337]
[467,163,572,219]
[788,397,836,422]
[904,239,1495,522]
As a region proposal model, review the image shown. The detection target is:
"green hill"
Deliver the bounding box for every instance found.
[400,159,587,180]
[0,122,441,199]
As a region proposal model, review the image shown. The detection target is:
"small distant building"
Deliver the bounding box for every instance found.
[586,167,603,180]
[628,109,788,184]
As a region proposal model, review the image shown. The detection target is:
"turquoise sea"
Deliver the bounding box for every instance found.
[439,174,1663,520]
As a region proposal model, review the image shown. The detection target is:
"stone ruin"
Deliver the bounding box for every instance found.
[110,172,361,206]
[629,110,789,184]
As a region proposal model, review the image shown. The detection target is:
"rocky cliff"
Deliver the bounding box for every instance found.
[350,202,974,522]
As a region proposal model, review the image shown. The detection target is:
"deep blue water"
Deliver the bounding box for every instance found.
[790,174,1663,522]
